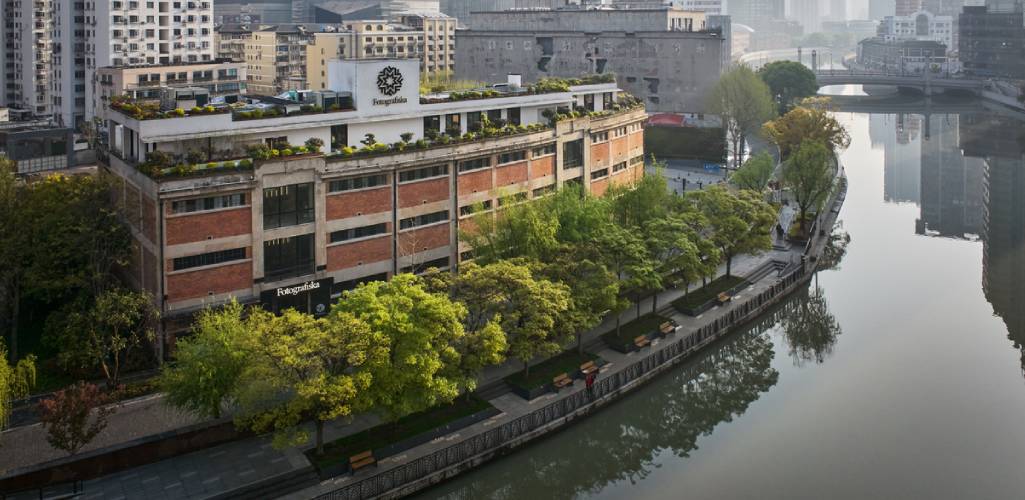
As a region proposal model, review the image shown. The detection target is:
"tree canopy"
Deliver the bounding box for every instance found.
[781,140,836,232]
[730,151,776,191]
[707,65,776,168]
[757,61,819,114]
[763,106,851,160]
[687,186,776,277]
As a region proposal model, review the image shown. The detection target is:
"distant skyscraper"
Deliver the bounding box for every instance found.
[728,0,785,27]
[831,0,847,20]
[790,0,822,32]
[896,0,923,15]
[870,0,897,19]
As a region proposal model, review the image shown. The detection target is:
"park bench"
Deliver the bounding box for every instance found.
[580,360,598,376]
[659,321,676,337]
[553,373,573,390]
[717,292,732,304]
[349,450,376,472]
[634,335,651,349]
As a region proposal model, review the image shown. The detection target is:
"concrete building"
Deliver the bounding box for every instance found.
[680,0,724,15]
[897,0,923,15]
[0,0,215,128]
[959,4,1025,79]
[916,114,985,238]
[93,61,248,116]
[857,37,952,73]
[879,10,956,48]
[214,0,295,24]
[216,24,316,95]
[0,120,75,175]
[99,58,646,340]
[456,6,725,114]
[314,0,441,22]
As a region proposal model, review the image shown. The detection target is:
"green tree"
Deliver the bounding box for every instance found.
[689,186,776,277]
[707,65,776,168]
[594,224,659,334]
[0,157,25,360]
[730,151,776,191]
[330,274,464,421]
[52,288,158,388]
[763,106,850,160]
[757,61,819,114]
[236,309,382,455]
[642,216,702,312]
[0,341,35,438]
[608,165,671,228]
[158,300,251,419]
[782,140,836,233]
[37,381,114,455]
[451,261,570,377]
[534,250,620,353]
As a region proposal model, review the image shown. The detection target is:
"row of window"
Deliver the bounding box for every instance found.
[329,223,387,243]
[498,151,526,164]
[459,200,493,216]
[328,174,387,193]
[532,144,556,158]
[171,193,245,214]
[458,157,490,173]
[399,164,448,183]
[172,247,245,271]
[613,161,628,173]
[399,210,449,230]
[591,131,609,143]
[591,168,609,180]
[630,155,645,166]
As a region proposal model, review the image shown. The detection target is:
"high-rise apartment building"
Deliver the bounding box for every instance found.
[216,24,315,95]
[0,0,215,127]
[959,3,1025,78]
[897,0,923,16]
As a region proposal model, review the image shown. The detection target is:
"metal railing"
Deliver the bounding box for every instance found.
[315,263,811,500]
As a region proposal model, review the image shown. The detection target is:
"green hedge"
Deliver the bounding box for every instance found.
[504,350,598,392]
[602,313,669,351]
[673,275,748,312]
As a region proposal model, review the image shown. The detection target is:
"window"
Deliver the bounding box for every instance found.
[328,174,387,193]
[423,115,440,135]
[532,184,556,197]
[264,233,315,280]
[171,193,246,214]
[563,140,583,169]
[400,256,449,274]
[466,111,482,131]
[330,124,347,149]
[498,192,528,207]
[400,210,449,230]
[330,223,387,243]
[532,144,556,158]
[459,200,493,216]
[458,157,490,172]
[332,273,387,295]
[612,126,627,138]
[591,131,609,143]
[630,155,645,166]
[507,107,521,125]
[399,164,448,182]
[487,109,502,122]
[445,113,461,134]
[173,248,246,271]
[591,168,609,180]
[263,183,314,229]
[498,151,526,164]
[613,161,627,173]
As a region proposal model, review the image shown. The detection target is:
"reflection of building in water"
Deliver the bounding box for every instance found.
[874,114,922,204]
[961,112,1025,375]
[916,114,985,238]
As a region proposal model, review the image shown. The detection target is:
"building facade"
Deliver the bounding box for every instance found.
[879,10,955,48]
[959,4,1025,78]
[94,61,247,116]
[216,24,316,95]
[456,7,724,114]
[897,0,924,16]
[99,59,647,340]
[0,0,215,127]
[857,37,951,73]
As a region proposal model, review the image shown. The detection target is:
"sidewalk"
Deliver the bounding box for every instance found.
[25,246,798,500]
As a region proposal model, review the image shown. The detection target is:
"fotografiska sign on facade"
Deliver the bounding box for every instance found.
[373,66,408,106]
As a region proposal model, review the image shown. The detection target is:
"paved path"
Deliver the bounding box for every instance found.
[31,244,797,500]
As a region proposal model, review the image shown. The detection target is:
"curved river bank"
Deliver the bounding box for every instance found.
[415,87,1025,500]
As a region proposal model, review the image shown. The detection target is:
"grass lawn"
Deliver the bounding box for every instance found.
[308,396,493,469]
[504,350,598,392]
[603,313,669,350]
[673,275,748,311]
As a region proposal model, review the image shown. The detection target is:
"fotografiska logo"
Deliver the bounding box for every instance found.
[277,280,320,297]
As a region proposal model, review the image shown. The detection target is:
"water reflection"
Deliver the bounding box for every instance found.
[778,285,843,366]
[871,107,1025,376]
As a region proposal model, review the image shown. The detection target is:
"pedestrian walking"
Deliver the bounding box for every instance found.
[585,371,596,397]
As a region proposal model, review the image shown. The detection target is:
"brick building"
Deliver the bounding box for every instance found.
[100,59,647,345]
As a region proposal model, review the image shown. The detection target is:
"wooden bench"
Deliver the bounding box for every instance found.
[580,361,598,376]
[349,450,376,472]
[553,373,573,390]
[659,321,676,336]
[634,335,651,349]
[717,292,732,304]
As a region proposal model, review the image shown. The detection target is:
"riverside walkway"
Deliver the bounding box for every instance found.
[5,178,846,500]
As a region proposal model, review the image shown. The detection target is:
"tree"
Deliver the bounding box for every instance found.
[763,106,850,160]
[37,382,114,456]
[780,285,842,366]
[158,300,251,419]
[53,288,158,388]
[730,151,776,191]
[757,61,819,115]
[0,157,25,360]
[329,274,464,421]
[642,216,702,312]
[534,250,619,353]
[781,140,836,233]
[689,186,776,277]
[707,65,776,168]
[594,224,659,334]
[235,309,382,454]
[0,342,35,438]
[451,261,570,378]
[608,166,671,228]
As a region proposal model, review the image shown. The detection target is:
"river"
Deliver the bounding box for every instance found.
[415,86,1025,500]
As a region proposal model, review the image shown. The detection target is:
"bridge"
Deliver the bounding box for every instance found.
[814,70,984,95]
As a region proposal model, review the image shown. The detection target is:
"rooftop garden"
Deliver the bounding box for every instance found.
[134,139,325,179]
[326,121,551,161]
[420,74,618,104]
[232,102,355,121]
[109,95,228,120]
